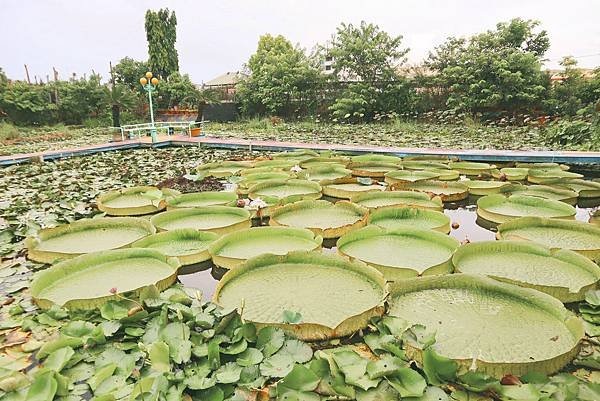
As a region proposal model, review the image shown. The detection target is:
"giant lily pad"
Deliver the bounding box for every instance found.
[368,207,450,234]
[26,217,156,264]
[300,157,350,169]
[497,217,600,261]
[492,168,529,181]
[387,274,584,377]
[248,179,322,203]
[516,162,568,170]
[166,192,238,209]
[213,251,387,340]
[97,186,177,216]
[196,161,253,178]
[337,226,459,279]
[237,172,294,195]
[426,168,460,181]
[453,240,600,302]
[151,206,252,235]
[477,194,576,224]
[273,149,319,160]
[384,170,441,185]
[349,162,401,178]
[131,228,218,266]
[351,191,443,211]
[300,165,352,183]
[402,161,450,171]
[559,179,600,198]
[527,169,583,184]
[269,200,368,239]
[321,178,386,199]
[463,180,512,196]
[509,185,579,204]
[208,227,323,269]
[391,180,469,202]
[351,153,402,163]
[31,248,180,309]
[449,161,494,176]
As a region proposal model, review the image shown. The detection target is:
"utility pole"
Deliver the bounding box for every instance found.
[24,64,31,83]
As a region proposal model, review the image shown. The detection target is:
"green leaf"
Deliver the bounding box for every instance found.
[260,353,295,378]
[215,362,243,384]
[279,339,313,363]
[332,349,380,391]
[282,310,303,324]
[42,346,75,373]
[355,380,398,401]
[366,355,405,379]
[499,384,541,401]
[402,324,436,350]
[26,371,57,401]
[160,322,192,364]
[88,363,117,392]
[458,371,501,392]
[236,347,264,367]
[208,338,221,369]
[149,341,171,373]
[404,386,449,401]
[277,364,321,401]
[422,348,457,385]
[585,289,600,306]
[197,385,224,401]
[100,301,129,320]
[37,336,84,359]
[256,326,285,357]
[185,375,216,390]
[386,368,427,398]
[99,321,121,337]
[221,339,248,355]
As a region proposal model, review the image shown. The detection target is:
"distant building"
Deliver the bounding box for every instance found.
[201,71,246,102]
[547,68,596,83]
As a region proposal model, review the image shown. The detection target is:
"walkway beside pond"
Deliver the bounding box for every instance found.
[1,134,600,166]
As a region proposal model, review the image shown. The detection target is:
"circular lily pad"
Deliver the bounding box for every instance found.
[26,217,156,264]
[351,154,402,163]
[492,168,529,181]
[516,162,568,170]
[213,251,387,340]
[248,179,322,203]
[208,227,323,269]
[349,162,400,178]
[97,186,177,216]
[166,192,238,209]
[453,240,600,302]
[337,226,459,279]
[351,190,443,211]
[426,168,460,181]
[477,194,576,224]
[392,180,469,202]
[273,149,319,160]
[384,170,441,185]
[463,180,512,196]
[560,179,600,198]
[301,166,352,183]
[387,274,584,377]
[237,172,293,194]
[269,200,368,239]
[368,207,450,233]
[497,217,600,261]
[527,169,583,184]
[31,248,180,309]
[449,161,494,176]
[151,206,252,235]
[402,161,450,171]
[300,157,350,169]
[131,228,218,266]
[196,161,253,178]
[321,178,386,199]
[510,185,579,204]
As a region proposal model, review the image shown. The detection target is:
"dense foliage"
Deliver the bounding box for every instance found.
[145,8,179,80]
[112,57,150,93]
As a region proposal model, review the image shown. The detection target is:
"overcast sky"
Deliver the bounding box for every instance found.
[2,0,599,84]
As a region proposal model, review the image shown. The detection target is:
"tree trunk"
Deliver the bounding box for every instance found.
[112,105,121,127]
[196,101,206,122]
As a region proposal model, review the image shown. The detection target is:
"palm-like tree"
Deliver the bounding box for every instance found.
[104,84,138,127]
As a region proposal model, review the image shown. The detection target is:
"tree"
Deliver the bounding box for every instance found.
[145,8,179,79]
[0,81,57,125]
[104,84,139,127]
[326,21,410,122]
[52,74,106,124]
[237,34,322,117]
[155,72,199,109]
[113,57,149,92]
[427,18,550,118]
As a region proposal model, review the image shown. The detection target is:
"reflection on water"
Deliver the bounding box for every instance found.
[178,194,599,299]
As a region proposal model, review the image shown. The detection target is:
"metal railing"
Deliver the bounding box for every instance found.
[115,120,208,141]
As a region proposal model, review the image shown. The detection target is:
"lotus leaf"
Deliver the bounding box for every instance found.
[97,186,178,216]
[453,240,600,302]
[351,190,443,211]
[166,191,238,209]
[391,180,469,202]
[497,217,600,261]
[213,251,387,340]
[248,179,322,203]
[368,207,450,233]
[350,162,401,178]
[31,248,180,309]
[387,274,584,377]
[384,170,441,185]
[449,161,494,176]
[463,180,512,196]
[527,169,583,184]
[269,199,368,239]
[26,217,155,264]
[208,227,323,269]
[196,161,253,178]
[150,206,252,235]
[322,178,386,199]
[337,226,459,279]
[477,194,576,224]
[131,228,218,266]
[492,168,529,181]
[300,165,352,183]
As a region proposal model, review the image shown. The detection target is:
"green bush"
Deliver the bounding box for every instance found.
[546,117,599,147]
[0,121,20,141]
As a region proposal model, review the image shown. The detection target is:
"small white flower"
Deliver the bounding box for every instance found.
[290,165,302,173]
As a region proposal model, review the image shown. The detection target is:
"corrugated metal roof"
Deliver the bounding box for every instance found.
[204,71,246,87]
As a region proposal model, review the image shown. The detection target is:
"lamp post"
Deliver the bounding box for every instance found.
[140,72,159,143]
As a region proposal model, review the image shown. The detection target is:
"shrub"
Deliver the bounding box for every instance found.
[546,117,599,147]
[0,121,20,141]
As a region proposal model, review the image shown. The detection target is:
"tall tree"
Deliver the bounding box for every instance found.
[427,18,550,117]
[327,21,410,122]
[145,8,179,79]
[237,34,322,117]
[113,57,149,92]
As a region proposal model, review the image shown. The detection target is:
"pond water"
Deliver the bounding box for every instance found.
[178,193,600,300]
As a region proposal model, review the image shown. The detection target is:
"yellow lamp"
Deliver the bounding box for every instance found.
[140,77,148,86]
[145,71,153,79]
[151,77,159,85]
